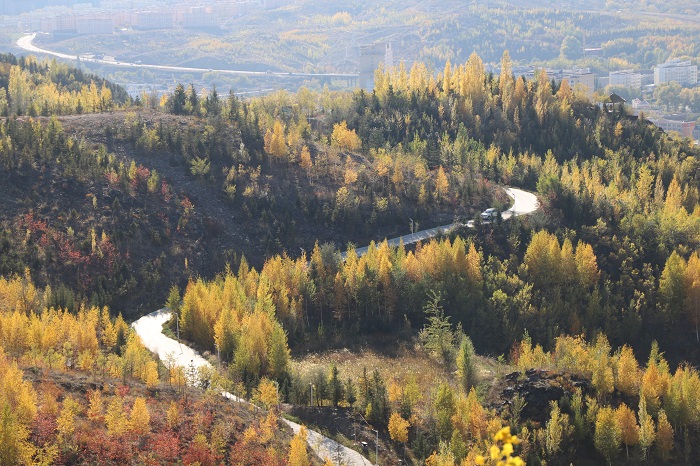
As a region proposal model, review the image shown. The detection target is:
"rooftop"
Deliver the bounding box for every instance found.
[656,59,694,68]
[610,69,641,75]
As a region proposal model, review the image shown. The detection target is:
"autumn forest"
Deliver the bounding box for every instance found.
[0,48,699,465]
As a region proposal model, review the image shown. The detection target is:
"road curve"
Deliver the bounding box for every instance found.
[131,308,210,370]
[16,33,358,79]
[350,187,539,258]
[132,309,371,466]
[131,187,538,462]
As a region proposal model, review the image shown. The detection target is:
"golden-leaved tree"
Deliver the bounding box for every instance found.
[0,348,37,465]
[129,397,150,435]
[288,425,309,466]
[594,406,621,465]
[264,119,287,161]
[388,412,410,444]
[330,121,362,151]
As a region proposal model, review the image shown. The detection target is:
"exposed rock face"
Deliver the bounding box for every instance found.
[493,369,591,425]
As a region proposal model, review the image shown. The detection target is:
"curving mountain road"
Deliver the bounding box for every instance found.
[132,309,372,466]
[131,186,538,463]
[350,187,539,258]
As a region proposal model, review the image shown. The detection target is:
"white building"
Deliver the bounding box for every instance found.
[654,60,698,86]
[562,69,596,95]
[609,70,642,90]
[359,43,393,90]
[183,7,217,29]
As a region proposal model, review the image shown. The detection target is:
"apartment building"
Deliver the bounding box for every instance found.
[654,60,698,86]
[76,15,113,34]
[609,70,642,90]
[359,42,393,90]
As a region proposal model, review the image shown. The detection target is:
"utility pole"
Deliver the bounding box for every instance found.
[373,429,379,466]
[175,311,182,353]
[310,383,314,407]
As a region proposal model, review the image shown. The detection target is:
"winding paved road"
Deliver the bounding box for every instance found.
[132,309,372,466]
[350,187,539,258]
[132,186,538,464]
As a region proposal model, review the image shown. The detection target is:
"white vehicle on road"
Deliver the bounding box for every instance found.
[480,207,498,221]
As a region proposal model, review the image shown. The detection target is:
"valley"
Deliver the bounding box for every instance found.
[0,3,698,458]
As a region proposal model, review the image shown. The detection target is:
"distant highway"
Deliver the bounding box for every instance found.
[16,33,359,80]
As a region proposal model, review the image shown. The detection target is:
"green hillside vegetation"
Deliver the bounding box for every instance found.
[1,51,698,355]
[161,51,699,464]
[0,49,699,465]
[0,55,501,315]
[166,53,699,360]
[536,0,699,16]
[0,275,295,466]
[0,54,130,116]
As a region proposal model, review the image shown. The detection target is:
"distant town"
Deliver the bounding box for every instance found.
[4,0,700,143]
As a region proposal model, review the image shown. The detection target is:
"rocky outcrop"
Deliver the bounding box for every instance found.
[493,369,591,425]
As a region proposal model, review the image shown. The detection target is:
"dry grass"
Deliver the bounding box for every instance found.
[294,340,452,388]
[293,338,510,409]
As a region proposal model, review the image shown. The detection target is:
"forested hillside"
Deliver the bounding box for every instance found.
[0,55,501,315]
[160,52,699,464]
[1,52,700,465]
[0,54,130,116]
[165,53,700,362]
[0,274,295,465]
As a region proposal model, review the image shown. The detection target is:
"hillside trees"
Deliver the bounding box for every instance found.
[178,271,292,387]
[509,333,700,463]
[295,330,700,465]
[0,272,296,464]
[0,112,202,313]
[288,426,310,466]
[420,291,456,366]
[153,65,696,354]
[0,349,36,465]
[0,54,126,116]
[331,121,362,151]
[41,45,696,346]
[165,214,697,360]
[594,406,621,465]
[4,45,700,456]
[456,334,477,392]
[0,274,159,386]
[264,119,288,161]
